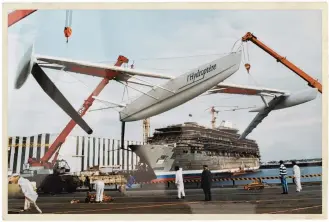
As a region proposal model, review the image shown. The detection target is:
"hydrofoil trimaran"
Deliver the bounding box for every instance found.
[14,43,317,151]
[14,43,242,149]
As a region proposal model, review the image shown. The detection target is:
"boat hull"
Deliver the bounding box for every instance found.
[120,52,242,121]
[129,144,260,182]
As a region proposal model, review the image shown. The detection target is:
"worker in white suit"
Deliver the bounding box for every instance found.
[292,161,302,192]
[175,166,185,199]
[9,174,42,213]
[94,179,105,203]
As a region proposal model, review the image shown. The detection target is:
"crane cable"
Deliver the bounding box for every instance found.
[96,52,230,64]
[231,38,242,52]
[121,62,134,103]
[246,42,251,62]
[89,61,136,112]
[205,105,257,113]
[64,10,73,43]
[242,42,262,87]
[242,43,251,74]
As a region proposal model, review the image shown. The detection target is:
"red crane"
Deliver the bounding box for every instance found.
[29,55,129,168]
[8,10,129,169]
[8,10,37,27]
[242,32,322,94]
[9,9,73,42]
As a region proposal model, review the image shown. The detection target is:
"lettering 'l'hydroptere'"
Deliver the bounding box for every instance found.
[186,64,217,83]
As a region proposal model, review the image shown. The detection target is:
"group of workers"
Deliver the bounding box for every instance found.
[8,173,108,213]
[8,161,303,212]
[175,165,213,201]
[174,160,303,201]
[279,160,302,194]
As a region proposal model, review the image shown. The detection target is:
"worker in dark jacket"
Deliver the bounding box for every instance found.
[85,176,92,191]
[201,165,212,201]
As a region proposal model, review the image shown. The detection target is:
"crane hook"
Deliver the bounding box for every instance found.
[245,63,251,73]
[64,27,72,43]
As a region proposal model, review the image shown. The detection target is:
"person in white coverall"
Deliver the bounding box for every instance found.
[94,179,105,203]
[9,174,42,213]
[175,166,185,199]
[292,161,302,192]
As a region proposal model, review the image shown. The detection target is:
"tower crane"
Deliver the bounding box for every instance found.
[241,32,322,94]
[210,106,219,129]
[208,105,252,129]
[143,118,150,143]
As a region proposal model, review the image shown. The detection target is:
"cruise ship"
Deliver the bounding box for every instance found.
[129,121,260,182]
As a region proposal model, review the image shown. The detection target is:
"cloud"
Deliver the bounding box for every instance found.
[7,10,322,162]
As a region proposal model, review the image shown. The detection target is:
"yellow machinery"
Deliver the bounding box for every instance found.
[78,165,127,189]
[243,179,265,190]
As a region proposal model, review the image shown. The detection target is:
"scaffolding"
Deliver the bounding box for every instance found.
[148,122,260,158]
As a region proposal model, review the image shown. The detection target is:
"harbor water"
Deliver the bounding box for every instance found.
[122,166,323,190]
[215,166,322,186]
[76,166,322,191]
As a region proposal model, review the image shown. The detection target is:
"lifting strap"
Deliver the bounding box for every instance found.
[64,10,73,43]
[65,10,72,28]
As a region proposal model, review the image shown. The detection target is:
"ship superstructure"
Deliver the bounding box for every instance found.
[129,121,260,181]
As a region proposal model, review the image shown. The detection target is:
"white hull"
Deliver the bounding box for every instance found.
[155,166,261,176]
[129,143,260,181]
[120,52,242,121]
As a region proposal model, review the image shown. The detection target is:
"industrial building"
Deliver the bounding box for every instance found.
[7,134,143,174]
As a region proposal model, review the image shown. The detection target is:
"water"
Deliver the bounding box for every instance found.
[216,166,322,186]
[103,166,322,190]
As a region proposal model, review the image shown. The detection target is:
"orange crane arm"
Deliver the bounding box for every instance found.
[242,32,322,94]
[8,10,37,27]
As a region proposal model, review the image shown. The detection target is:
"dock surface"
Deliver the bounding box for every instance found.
[8,184,322,214]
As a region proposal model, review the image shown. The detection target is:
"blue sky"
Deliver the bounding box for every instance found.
[8,10,322,161]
